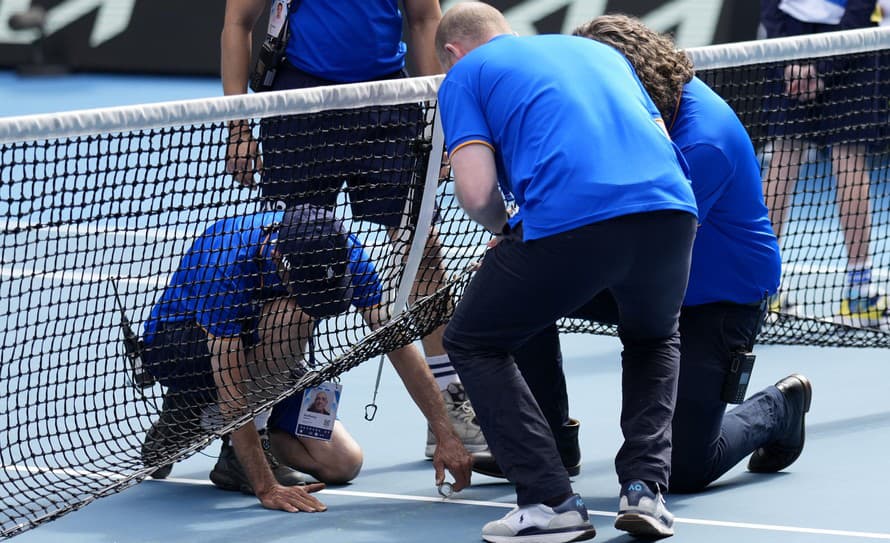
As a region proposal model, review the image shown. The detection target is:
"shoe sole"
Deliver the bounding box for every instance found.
[614,513,674,539]
[482,527,596,543]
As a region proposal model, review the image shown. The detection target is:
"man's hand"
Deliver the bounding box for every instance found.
[784,64,824,102]
[432,433,472,492]
[226,122,262,187]
[256,481,328,512]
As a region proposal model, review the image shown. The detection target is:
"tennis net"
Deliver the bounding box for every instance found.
[1,25,889,539]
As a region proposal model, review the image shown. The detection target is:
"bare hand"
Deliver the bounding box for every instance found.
[225,129,263,187]
[784,64,823,102]
[432,434,472,492]
[256,482,328,513]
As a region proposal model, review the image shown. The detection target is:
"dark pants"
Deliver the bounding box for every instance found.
[443,211,696,505]
[514,295,788,493]
[144,320,307,427]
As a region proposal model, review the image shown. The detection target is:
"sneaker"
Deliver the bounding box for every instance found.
[837,286,889,329]
[481,494,596,543]
[141,390,207,475]
[614,480,674,538]
[748,374,813,473]
[209,430,307,494]
[425,383,488,457]
[472,418,581,479]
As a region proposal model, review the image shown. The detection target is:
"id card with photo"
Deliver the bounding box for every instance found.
[267,0,288,38]
[295,382,341,441]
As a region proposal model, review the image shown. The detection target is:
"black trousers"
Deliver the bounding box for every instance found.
[515,294,787,493]
[443,211,696,505]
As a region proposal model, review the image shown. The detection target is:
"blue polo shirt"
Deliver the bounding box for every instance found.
[287,1,406,82]
[438,35,696,241]
[143,212,382,342]
[672,77,781,305]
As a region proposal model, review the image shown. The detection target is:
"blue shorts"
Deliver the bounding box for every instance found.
[259,62,430,228]
[269,390,309,437]
[763,17,886,147]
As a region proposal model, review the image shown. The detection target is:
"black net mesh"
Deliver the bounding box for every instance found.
[0,101,444,537]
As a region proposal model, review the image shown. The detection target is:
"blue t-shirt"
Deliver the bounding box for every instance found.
[438,35,696,241]
[287,0,406,82]
[143,211,382,342]
[672,77,781,305]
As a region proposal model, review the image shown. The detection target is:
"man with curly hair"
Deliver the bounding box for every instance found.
[475,14,813,495]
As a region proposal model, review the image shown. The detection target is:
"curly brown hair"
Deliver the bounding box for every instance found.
[573,14,694,123]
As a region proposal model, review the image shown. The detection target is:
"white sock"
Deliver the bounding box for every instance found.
[427,354,460,390]
[254,409,272,432]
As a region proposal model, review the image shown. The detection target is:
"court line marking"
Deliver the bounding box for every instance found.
[159,476,890,540]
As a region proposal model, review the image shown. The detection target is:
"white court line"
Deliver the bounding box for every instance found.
[0,219,192,242]
[157,476,890,540]
[0,266,167,288]
[3,464,127,481]
[6,465,890,540]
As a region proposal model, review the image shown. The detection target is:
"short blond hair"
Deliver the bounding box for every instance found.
[435,2,511,68]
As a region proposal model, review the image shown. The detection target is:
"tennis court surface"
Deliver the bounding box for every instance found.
[3,27,890,543]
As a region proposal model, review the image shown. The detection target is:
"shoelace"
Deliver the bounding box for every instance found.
[262,446,282,469]
[450,399,477,424]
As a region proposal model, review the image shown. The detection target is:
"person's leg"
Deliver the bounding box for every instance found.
[602,211,695,538]
[833,143,872,268]
[832,143,886,325]
[512,291,621,473]
[763,137,804,242]
[669,303,783,492]
[443,223,625,506]
[141,321,218,477]
[269,419,363,484]
[513,324,570,434]
[610,212,696,491]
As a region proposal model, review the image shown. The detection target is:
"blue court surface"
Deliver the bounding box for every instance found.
[2,70,890,543]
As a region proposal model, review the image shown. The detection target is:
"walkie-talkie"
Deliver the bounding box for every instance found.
[110,278,155,388]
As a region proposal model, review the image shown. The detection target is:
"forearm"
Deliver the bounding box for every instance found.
[457,183,508,234]
[387,344,459,443]
[230,423,277,495]
[210,334,278,496]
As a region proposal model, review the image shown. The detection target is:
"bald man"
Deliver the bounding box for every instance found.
[435,2,698,540]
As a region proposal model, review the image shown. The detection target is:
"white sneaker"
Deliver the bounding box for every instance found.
[481,494,596,543]
[425,383,488,457]
[614,480,674,538]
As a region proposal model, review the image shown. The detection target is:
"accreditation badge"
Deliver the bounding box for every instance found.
[295,381,341,441]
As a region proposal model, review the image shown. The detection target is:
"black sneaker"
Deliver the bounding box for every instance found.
[614,480,674,538]
[748,374,813,473]
[141,391,207,476]
[209,430,306,494]
[472,418,581,478]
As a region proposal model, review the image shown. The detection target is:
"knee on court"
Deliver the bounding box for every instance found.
[668,460,713,494]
